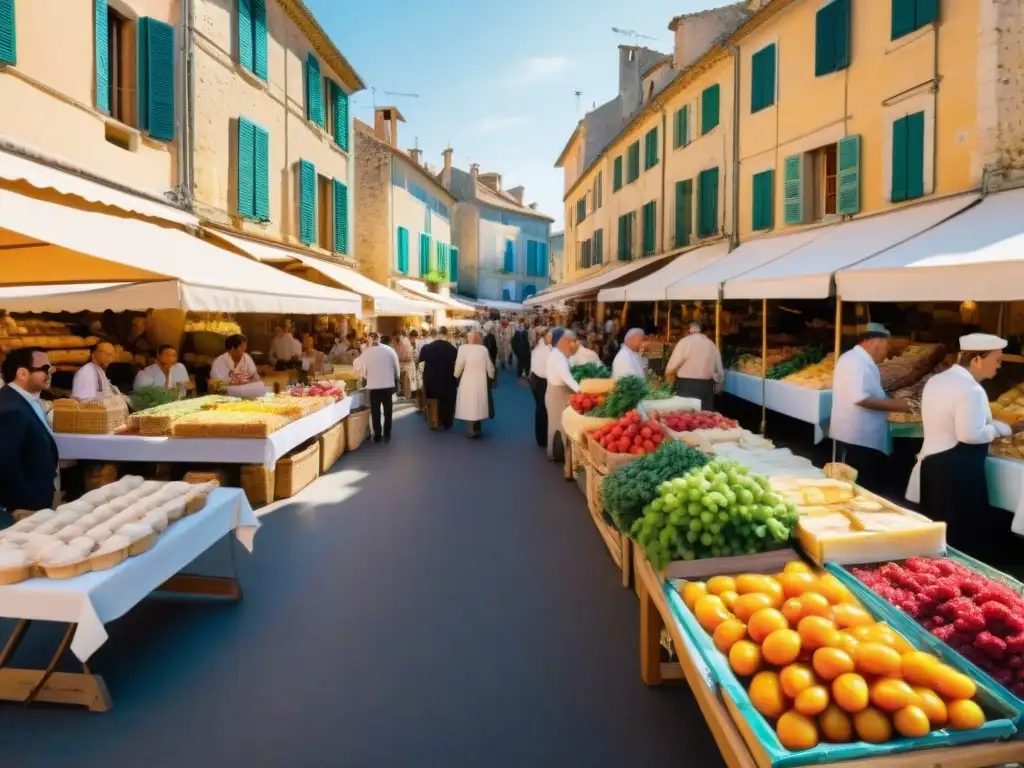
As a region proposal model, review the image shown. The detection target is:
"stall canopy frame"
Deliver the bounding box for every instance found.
[597,242,730,303]
[523,252,676,307]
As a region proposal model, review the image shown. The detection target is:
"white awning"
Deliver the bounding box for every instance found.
[0,148,198,226]
[397,280,477,312]
[835,190,1020,302]
[473,298,526,311]
[724,195,979,300]
[0,189,362,315]
[665,230,823,301]
[597,242,730,302]
[210,231,438,315]
[524,252,675,306]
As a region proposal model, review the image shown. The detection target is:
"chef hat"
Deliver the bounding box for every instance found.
[959,333,1007,352]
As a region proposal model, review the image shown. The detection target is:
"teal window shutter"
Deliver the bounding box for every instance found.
[751,44,776,113]
[238,0,253,71]
[836,134,861,215]
[617,214,630,261]
[752,169,774,231]
[697,168,719,238]
[306,53,323,126]
[252,0,268,79]
[450,246,459,281]
[237,118,255,218]
[816,0,850,76]
[627,142,640,182]
[503,239,515,272]
[916,0,939,28]
[419,233,430,274]
[332,81,349,151]
[138,19,176,141]
[892,0,937,40]
[674,106,688,148]
[593,229,603,265]
[0,0,16,65]
[834,0,850,70]
[613,156,623,191]
[674,179,692,248]
[95,0,109,114]
[783,153,804,224]
[526,241,535,276]
[538,243,548,275]
[644,127,659,170]
[701,85,720,134]
[396,227,408,273]
[333,179,348,253]
[895,111,926,200]
[298,160,316,244]
[254,124,270,220]
[892,116,908,202]
[642,201,656,256]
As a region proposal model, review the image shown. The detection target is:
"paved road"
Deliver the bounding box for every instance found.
[0,373,725,768]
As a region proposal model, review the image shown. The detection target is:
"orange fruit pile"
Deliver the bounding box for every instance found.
[679,562,988,751]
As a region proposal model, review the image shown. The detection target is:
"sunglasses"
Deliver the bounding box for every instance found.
[29,365,52,374]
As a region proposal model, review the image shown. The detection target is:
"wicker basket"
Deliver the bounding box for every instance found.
[83,462,118,491]
[52,396,128,434]
[275,442,320,499]
[345,408,370,450]
[317,423,345,473]
[184,469,231,486]
[824,462,859,483]
[240,465,275,507]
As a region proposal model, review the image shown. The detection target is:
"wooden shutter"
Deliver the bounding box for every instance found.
[396,227,408,273]
[0,0,16,65]
[254,124,270,220]
[643,201,656,255]
[816,0,849,76]
[539,243,548,274]
[238,0,253,71]
[306,54,323,126]
[905,111,925,199]
[139,19,175,141]
[237,118,255,218]
[752,169,774,231]
[527,240,537,276]
[675,179,692,248]
[673,107,684,148]
[252,0,268,79]
[645,128,658,169]
[628,142,640,182]
[701,84,720,134]
[752,44,776,113]
[95,0,109,114]
[503,239,515,272]
[298,160,316,244]
[836,134,860,215]
[333,179,348,253]
[891,0,916,39]
[591,230,600,265]
[698,168,719,237]
[783,153,804,224]
[617,215,627,260]
[420,233,431,274]
[917,0,939,27]
[332,81,349,151]
[891,116,908,202]
[834,0,850,70]
[613,156,623,191]
[450,247,459,281]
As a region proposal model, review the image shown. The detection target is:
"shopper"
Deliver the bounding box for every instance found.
[354,332,400,443]
[419,327,458,430]
[613,328,647,379]
[268,325,301,368]
[454,331,495,438]
[529,327,552,448]
[665,322,724,411]
[482,322,499,369]
[545,329,581,461]
[0,347,59,514]
[512,320,531,379]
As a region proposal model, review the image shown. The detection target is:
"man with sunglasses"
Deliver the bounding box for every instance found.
[0,347,59,515]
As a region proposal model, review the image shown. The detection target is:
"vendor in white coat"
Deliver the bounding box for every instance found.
[829,324,910,490]
[134,345,191,393]
[545,328,581,461]
[612,328,647,379]
[568,336,601,367]
[71,341,121,402]
[209,334,260,388]
[907,334,1022,548]
[454,330,495,438]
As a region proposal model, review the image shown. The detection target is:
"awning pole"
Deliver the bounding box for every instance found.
[834,296,842,361]
[715,300,721,348]
[665,301,672,339]
[761,298,768,435]
[998,301,1005,337]
[654,301,660,327]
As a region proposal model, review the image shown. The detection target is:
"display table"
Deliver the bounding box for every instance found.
[987,456,1024,527]
[55,399,353,468]
[0,488,259,710]
[724,372,832,443]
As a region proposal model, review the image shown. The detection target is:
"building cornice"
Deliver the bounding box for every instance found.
[277,0,366,93]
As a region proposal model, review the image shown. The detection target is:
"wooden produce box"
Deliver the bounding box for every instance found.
[317,422,345,473]
[586,431,643,474]
[345,408,370,451]
[662,546,798,582]
[585,459,632,587]
[275,442,320,499]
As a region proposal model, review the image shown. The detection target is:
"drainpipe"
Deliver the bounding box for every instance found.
[178,0,195,208]
[726,43,741,251]
[658,101,668,254]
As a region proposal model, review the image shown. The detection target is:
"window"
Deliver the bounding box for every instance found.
[237,0,268,80]
[522,285,537,301]
[527,241,548,276]
[701,84,720,134]
[697,167,719,238]
[137,18,176,141]
[891,112,925,202]
[751,44,777,113]
[815,0,850,77]
[104,7,131,124]
[617,212,636,261]
[613,156,623,191]
[673,105,689,148]
[503,239,515,273]
[306,53,324,127]
[578,238,592,269]
[298,159,317,244]
[435,241,450,276]
[644,127,659,170]
[595,171,603,210]
[783,135,860,224]
[752,170,774,231]
[324,78,349,151]
[237,117,270,221]
[317,174,333,251]
[642,200,657,256]
[396,226,410,274]
[576,197,586,224]
[419,233,431,275]
[0,0,16,65]
[822,144,838,216]
[674,179,693,248]
[593,229,603,266]
[391,164,406,189]
[626,141,640,183]
[450,247,459,281]
[333,179,348,254]
[892,0,938,40]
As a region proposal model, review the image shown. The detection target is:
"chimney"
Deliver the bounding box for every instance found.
[478,172,502,192]
[408,148,423,166]
[528,202,538,210]
[373,107,406,147]
[470,163,480,185]
[507,185,525,204]
[441,147,453,188]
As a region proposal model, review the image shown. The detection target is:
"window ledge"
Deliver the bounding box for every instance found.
[886,26,932,55]
[103,118,141,152]
[237,66,270,92]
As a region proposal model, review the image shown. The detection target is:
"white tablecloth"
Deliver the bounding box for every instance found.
[724,372,833,443]
[986,456,1024,534]
[0,488,258,661]
[55,399,353,467]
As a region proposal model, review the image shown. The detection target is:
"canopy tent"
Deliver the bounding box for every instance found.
[524,252,676,306]
[835,189,1022,302]
[597,242,729,302]
[724,195,978,300]
[0,188,362,315]
[471,297,527,311]
[210,231,440,316]
[396,279,477,312]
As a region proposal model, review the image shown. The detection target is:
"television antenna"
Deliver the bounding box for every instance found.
[370,88,421,109]
[574,90,582,116]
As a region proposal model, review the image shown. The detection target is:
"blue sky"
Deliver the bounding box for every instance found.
[307,0,723,230]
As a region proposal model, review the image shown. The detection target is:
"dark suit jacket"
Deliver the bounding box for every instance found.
[0,386,59,511]
[484,334,498,366]
[512,329,530,359]
[418,339,458,399]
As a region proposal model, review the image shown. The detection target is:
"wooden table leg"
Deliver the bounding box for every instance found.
[620,533,632,589]
[639,568,665,686]
[156,574,242,600]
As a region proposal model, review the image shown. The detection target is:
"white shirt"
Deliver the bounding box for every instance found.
[354,344,400,390]
[134,362,190,391]
[613,347,646,379]
[269,334,301,364]
[906,365,1012,502]
[546,348,581,392]
[328,341,350,359]
[531,342,552,380]
[569,346,601,367]
[829,345,889,454]
[666,333,724,382]
[9,382,50,432]
[71,361,116,402]
[210,352,259,385]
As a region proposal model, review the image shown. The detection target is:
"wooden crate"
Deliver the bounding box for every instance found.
[585,461,630,582]
[275,442,320,499]
[317,422,345,473]
[183,469,231,486]
[345,408,370,450]
[586,431,642,474]
[240,465,274,507]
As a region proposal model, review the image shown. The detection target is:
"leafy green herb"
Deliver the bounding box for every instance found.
[570,363,611,382]
[130,385,177,412]
[589,375,648,417]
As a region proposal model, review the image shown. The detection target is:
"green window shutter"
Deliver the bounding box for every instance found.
[0,0,16,65]
[891,116,908,202]
[526,240,535,275]
[701,84,720,134]
[674,179,692,248]
[783,153,804,224]
[252,0,268,80]
[137,18,150,130]
[834,0,850,70]
[673,107,686,148]
[332,81,349,151]
[836,134,861,215]
[238,0,253,71]
[298,160,316,244]
[613,156,623,191]
[539,243,548,275]
[905,111,925,200]
[698,168,719,238]
[503,239,515,272]
[594,230,603,265]
[333,179,348,253]
[95,0,109,114]
[816,0,850,76]
[644,127,659,170]
[450,246,459,281]
[420,233,431,274]
[627,142,640,182]
[617,215,627,261]
[306,54,323,126]
[891,0,916,40]
[642,201,656,255]
[916,0,939,27]
[396,226,408,273]
[752,169,774,231]
[254,124,270,220]
[237,118,255,218]
[138,19,175,141]
[751,44,776,113]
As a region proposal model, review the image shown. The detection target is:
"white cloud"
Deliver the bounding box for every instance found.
[473,116,527,136]
[503,56,572,86]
